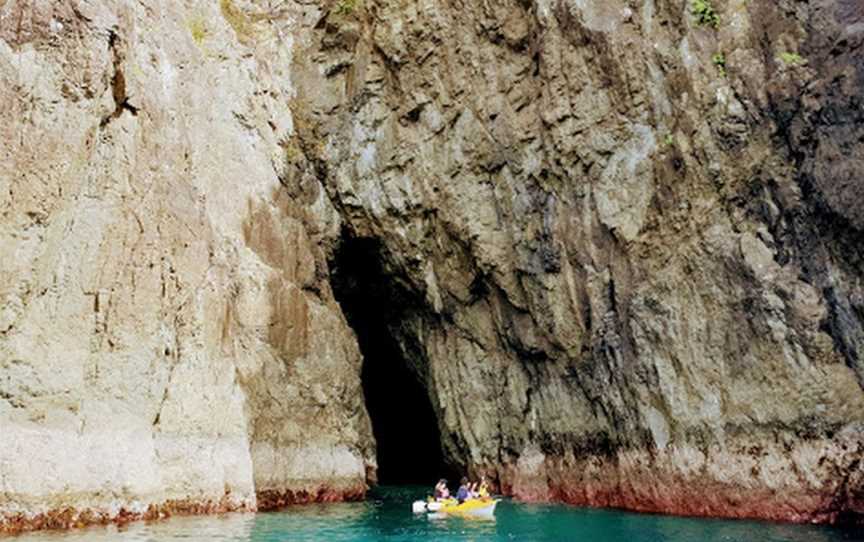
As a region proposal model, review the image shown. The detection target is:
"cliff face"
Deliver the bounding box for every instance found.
[289,0,864,524]
[0,0,374,533]
[1,0,863,533]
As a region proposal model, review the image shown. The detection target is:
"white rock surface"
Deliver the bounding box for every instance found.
[0,0,374,532]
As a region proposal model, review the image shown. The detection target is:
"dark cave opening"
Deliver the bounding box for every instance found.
[330,235,456,486]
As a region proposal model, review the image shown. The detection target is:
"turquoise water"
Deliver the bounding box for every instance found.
[12,486,863,541]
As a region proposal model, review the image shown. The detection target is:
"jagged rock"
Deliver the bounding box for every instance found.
[290,0,864,525]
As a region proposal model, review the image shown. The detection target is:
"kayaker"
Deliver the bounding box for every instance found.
[434,479,450,501]
[456,477,471,504]
[478,476,490,499]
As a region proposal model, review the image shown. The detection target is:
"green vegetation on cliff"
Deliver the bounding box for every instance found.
[692,0,720,27]
[712,52,727,76]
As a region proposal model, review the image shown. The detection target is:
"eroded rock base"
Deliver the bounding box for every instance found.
[256,485,366,511]
[0,497,252,537]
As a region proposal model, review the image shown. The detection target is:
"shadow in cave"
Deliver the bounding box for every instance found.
[330,235,456,486]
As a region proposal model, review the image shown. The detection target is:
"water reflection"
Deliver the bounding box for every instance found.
[13,512,256,542]
[637,511,844,542]
[9,488,864,542]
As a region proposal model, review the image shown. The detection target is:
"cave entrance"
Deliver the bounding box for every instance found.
[330,235,455,486]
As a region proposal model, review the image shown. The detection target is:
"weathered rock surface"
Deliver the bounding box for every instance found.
[0,0,373,534]
[1,0,863,533]
[289,0,864,525]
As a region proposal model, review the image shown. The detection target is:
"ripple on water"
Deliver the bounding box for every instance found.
[9,487,864,542]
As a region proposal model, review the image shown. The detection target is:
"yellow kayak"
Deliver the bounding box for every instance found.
[438,498,499,518]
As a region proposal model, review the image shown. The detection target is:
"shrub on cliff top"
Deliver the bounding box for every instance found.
[334,0,359,16]
[692,0,720,28]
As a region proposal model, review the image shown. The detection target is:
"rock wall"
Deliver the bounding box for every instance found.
[0,0,373,534]
[1,0,862,534]
[289,0,864,525]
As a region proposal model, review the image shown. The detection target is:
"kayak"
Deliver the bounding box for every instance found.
[412,498,499,519]
[439,498,499,518]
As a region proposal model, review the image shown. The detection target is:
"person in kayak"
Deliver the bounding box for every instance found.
[456,477,472,504]
[434,479,450,501]
[478,476,490,499]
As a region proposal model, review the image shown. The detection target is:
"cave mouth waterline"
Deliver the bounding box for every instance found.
[329,235,458,486]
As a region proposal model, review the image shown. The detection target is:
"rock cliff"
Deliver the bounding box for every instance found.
[1,0,862,533]
[0,0,374,533]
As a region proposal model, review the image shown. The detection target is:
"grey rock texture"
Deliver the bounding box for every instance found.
[290,0,864,524]
[1,0,863,532]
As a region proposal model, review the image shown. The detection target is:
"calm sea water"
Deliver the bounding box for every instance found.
[11,486,864,542]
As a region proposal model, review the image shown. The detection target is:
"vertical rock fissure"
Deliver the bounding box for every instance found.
[329,234,456,485]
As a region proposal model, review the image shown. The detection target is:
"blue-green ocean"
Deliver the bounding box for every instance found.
[12,487,864,541]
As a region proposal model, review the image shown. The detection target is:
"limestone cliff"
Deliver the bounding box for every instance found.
[1,0,374,533]
[1,0,863,534]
